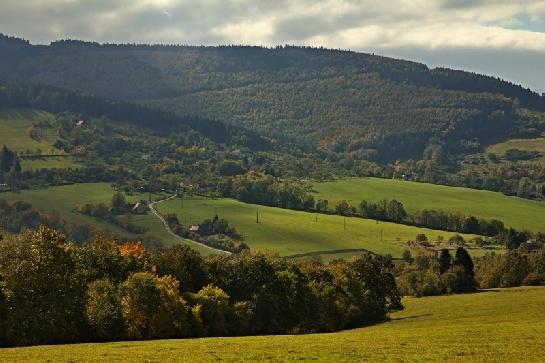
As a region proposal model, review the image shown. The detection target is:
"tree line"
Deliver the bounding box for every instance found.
[475,250,545,288]
[218,174,315,210]
[397,247,477,297]
[0,226,401,347]
[0,198,97,244]
[165,213,249,254]
[75,192,149,235]
[330,198,537,248]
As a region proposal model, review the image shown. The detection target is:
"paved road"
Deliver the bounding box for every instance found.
[149,195,230,254]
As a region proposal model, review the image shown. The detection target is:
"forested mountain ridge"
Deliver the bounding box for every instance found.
[0,82,269,149]
[1,33,544,162]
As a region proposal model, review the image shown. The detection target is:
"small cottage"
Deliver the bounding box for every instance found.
[131,202,148,214]
[189,225,200,234]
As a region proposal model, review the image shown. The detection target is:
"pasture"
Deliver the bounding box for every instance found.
[0,183,213,255]
[157,197,481,258]
[0,109,81,170]
[487,137,545,164]
[0,109,57,153]
[2,286,544,362]
[20,156,81,170]
[313,177,545,232]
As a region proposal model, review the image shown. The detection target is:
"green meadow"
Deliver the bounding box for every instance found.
[20,156,81,171]
[2,286,544,362]
[1,183,492,258]
[313,177,545,232]
[0,183,213,255]
[487,137,545,164]
[0,109,57,153]
[157,197,480,258]
[0,108,81,170]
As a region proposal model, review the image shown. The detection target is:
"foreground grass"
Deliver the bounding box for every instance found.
[158,197,481,258]
[2,286,544,362]
[1,184,213,255]
[314,177,545,232]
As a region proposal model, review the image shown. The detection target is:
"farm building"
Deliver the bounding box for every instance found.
[189,225,200,233]
[131,202,148,214]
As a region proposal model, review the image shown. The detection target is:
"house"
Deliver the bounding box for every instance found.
[522,239,542,252]
[131,202,148,214]
[189,225,200,234]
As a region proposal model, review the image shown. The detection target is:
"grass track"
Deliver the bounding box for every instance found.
[314,177,545,232]
[2,286,544,362]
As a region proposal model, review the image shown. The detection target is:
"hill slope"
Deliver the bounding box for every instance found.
[1,34,544,161]
[314,177,545,232]
[156,197,480,258]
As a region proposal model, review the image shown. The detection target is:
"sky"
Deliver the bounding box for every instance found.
[1,0,545,92]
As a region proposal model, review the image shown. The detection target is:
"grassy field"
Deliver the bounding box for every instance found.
[20,156,81,171]
[2,286,544,362]
[0,109,57,153]
[0,183,213,255]
[487,137,545,164]
[0,108,81,170]
[313,177,545,233]
[20,156,81,170]
[157,197,481,258]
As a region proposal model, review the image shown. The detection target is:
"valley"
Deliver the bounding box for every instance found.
[1,27,545,360]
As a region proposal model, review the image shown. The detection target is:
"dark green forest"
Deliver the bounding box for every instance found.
[0,226,401,347]
[1,34,544,161]
[2,34,545,198]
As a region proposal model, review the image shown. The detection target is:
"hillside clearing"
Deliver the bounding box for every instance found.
[487,137,545,164]
[0,108,81,170]
[0,109,57,153]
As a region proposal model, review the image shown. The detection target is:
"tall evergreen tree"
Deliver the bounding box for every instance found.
[438,249,452,274]
[453,247,474,276]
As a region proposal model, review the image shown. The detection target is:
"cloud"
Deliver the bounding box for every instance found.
[0,0,545,89]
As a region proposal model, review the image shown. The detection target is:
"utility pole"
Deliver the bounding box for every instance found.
[256,211,259,223]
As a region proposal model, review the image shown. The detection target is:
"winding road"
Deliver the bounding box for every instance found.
[149,195,231,254]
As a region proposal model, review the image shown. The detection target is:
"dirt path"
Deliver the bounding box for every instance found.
[149,195,230,254]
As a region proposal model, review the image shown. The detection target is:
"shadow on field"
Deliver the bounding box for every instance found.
[391,314,432,321]
[462,289,500,295]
